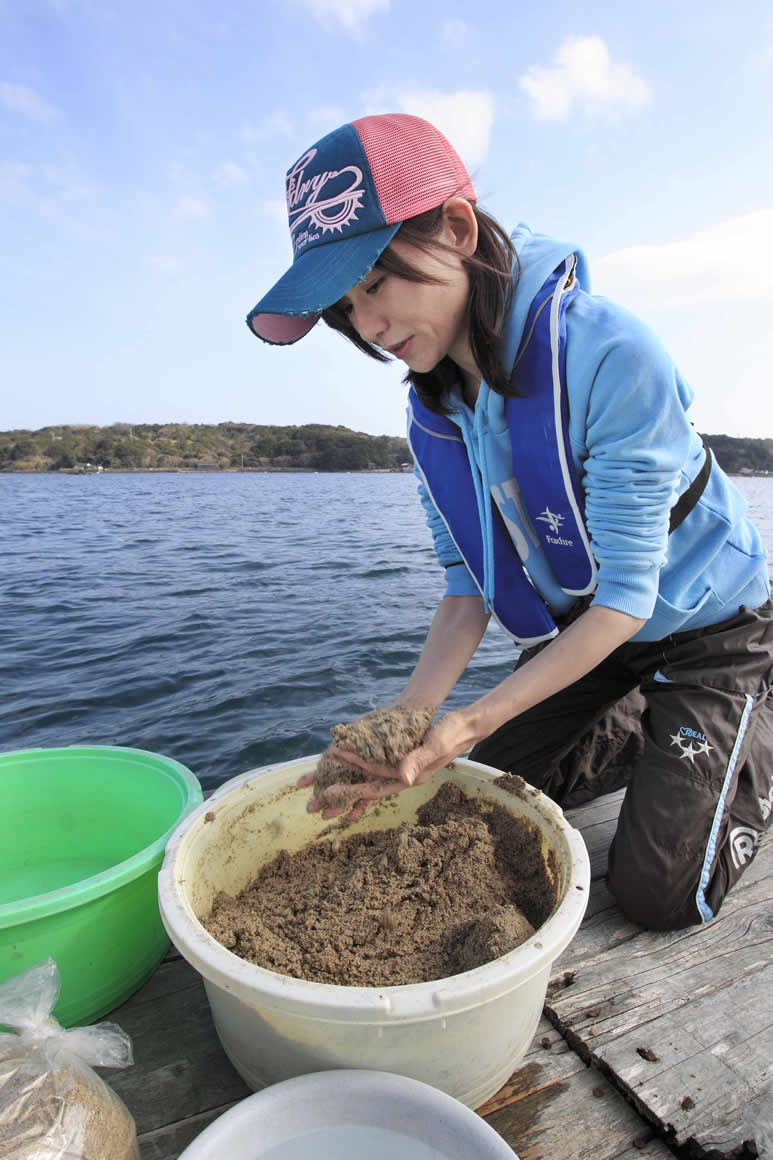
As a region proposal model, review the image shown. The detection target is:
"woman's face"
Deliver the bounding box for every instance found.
[337,209,476,376]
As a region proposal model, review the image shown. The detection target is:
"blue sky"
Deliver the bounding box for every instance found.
[2,0,772,438]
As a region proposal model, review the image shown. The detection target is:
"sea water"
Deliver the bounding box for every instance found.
[2,471,771,791]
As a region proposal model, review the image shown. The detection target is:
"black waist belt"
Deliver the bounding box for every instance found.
[669,443,712,535]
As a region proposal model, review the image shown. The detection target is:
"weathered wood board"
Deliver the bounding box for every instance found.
[478,1017,675,1159]
[548,803,773,1157]
[104,953,250,1155]
[564,790,626,882]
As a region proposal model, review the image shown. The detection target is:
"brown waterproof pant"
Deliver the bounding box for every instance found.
[469,601,773,930]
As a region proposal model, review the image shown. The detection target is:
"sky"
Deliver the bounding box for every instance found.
[2,0,772,439]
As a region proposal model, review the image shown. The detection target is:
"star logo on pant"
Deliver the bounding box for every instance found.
[669,732,714,763]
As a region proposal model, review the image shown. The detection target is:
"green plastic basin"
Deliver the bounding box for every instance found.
[0,745,202,1026]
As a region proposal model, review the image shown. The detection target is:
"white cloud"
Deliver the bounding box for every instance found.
[297,0,389,36]
[361,88,494,170]
[520,36,651,120]
[213,161,249,189]
[0,81,59,119]
[592,208,773,308]
[173,195,209,219]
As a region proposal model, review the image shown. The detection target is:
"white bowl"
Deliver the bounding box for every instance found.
[177,1069,519,1159]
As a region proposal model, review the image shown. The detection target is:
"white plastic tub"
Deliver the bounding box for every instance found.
[158,757,589,1109]
[177,1069,519,1158]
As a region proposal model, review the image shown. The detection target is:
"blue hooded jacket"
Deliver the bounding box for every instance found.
[414,224,769,643]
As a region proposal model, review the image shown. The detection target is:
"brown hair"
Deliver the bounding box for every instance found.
[321,204,520,413]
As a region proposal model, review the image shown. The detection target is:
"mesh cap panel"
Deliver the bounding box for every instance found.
[353,114,476,224]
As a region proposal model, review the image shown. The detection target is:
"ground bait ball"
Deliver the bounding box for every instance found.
[312,704,436,796]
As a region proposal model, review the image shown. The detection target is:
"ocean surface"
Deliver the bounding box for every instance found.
[3,471,772,791]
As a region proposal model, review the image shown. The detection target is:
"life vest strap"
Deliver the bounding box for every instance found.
[669,443,712,534]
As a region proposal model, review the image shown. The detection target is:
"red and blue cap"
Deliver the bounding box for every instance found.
[246,113,476,345]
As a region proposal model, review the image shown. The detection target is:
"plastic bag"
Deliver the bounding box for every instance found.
[0,958,139,1160]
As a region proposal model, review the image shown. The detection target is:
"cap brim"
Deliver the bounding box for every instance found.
[246,220,402,345]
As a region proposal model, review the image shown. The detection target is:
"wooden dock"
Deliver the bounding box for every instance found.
[103,791,772,1159]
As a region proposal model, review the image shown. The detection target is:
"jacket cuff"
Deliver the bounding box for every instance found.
[445,561,479,597]
[592,572,658,621]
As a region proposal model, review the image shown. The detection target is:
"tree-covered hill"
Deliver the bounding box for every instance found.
[700,435,773,476]
[0,422,413,473]
[1,423,771,475]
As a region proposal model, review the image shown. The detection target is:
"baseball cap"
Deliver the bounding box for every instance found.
[246,113,476,345]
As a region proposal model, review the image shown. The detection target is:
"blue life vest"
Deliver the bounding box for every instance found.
[407,257,597,646]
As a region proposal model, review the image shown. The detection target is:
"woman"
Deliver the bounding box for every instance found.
[246,113,772,930]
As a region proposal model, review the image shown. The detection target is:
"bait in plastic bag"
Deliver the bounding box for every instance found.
[0,958,139,1160]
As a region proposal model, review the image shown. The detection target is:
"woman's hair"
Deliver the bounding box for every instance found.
[321,203,519,414]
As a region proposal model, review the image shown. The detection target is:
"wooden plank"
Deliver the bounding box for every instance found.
[555,791,642,934]
[480,1020,673,1159]
[477,1018,587,1117]
[564,789,625,833]
[565,790,625,882]
[102,957,250,1138]
[137,1103,239,1160]
[545,836,773,1156]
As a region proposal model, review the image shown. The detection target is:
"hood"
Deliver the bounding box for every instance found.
[502,224,591,367]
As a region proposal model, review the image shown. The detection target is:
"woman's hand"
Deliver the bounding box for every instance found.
[296,596,489,823]
[296,764,406,822]
[375,708,480,787]
[297,709,479,822]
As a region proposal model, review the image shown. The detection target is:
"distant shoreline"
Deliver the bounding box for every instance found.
[0,466,414,475]
[3,424,771,476]
[2,467,771,478]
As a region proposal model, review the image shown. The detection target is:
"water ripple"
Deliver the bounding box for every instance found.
[3,471,770,790]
